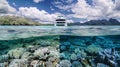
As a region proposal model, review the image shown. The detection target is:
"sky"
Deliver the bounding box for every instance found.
[0,0,120,24]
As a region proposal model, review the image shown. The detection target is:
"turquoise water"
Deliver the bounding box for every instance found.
[0,26,120,40]
[0,26,120,67]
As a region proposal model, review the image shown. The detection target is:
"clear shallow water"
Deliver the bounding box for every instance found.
[0,26,120,67]
[0,26,120,40]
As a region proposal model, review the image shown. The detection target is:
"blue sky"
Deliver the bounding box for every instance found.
[0,0,120,24]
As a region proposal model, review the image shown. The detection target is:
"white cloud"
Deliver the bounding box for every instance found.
[66,19,74,23]
[71,0,101,19]
[33,0,44,3]
[70,0,120,21]
[56,4,75,11]
[0,0,16,14]
[3,0,120,23]
[52,0,75,11]
[114,0,120,10]
[18,7,63,24]
[61,0,74,3]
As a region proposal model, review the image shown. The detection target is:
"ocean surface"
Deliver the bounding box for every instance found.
[0,26,120,67]
[0,26,120,40]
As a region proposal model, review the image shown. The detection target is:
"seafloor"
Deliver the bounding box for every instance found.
[0,35,120,67]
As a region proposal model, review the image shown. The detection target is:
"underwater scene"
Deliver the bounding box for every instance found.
[0,26,120,67]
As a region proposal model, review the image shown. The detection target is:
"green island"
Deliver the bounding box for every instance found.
[0,16,54,26]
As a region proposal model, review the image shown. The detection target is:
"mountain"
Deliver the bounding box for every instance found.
[69,18,120,26]
[0,16,120,26]
[0,16,41,26]
[82,18,120,25]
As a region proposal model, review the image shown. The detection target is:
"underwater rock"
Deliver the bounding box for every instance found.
[7,48,25,59]
[0,62,8,67]
[60,51,71,60]
[74,48,87,59]
[76,53,82,60]
[0,63,5,67]
[86,45,102,55]
[60,45,67,51]
[30,60,40,67]
[48,57,56,62]
[34,47,48,60]
[70,53,77,61]
[61,42,71,46]
[74,48,81,54]
[9,59,28,67]
[21,52,31,59]
[45,61,55,67]
[0,54,9,62]
[49,48,59,58]
[97,63,109,67]
[78,50,86,59]
[34,47,59,60]
[48,57,59,66]
[95,48,120,67]
[27,45,40,53]
[69,45,75,51]
[39,61,45,67]
[59,60,71,67]
[80,59,91,67]
[60,53,66,60]
[71,61,83,67]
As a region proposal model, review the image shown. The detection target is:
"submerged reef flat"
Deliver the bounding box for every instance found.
[0,35,59,54]
[59,35,120,67]
[0,35,60,67]
[0,35,120,67]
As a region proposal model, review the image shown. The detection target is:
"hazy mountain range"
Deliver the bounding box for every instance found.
[69,18,120,26]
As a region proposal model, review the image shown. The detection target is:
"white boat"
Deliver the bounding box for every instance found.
[54,16,67,26]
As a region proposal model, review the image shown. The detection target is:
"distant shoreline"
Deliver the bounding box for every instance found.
[1,24,120,26]
[1,16,120,26]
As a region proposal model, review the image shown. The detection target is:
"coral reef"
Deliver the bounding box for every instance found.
[0,35,120,67]
[9,59,28,67]
[59,36,120,67]
[86,44,102,54]
[0,54,9,62]
[59,60,71,67]
[95,48,120,67]
[0,36,60,67]
[1,45,59,67]
[97,63,109,67]
[7,48,25,59]
[71,61,82,67]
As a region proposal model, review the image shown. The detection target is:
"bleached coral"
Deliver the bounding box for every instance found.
[9,59,28,67]
[59,60,71,67]
[7,48,25,59]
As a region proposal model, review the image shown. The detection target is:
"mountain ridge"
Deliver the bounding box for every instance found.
[0,16,120,26]
[69,18,120,26]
